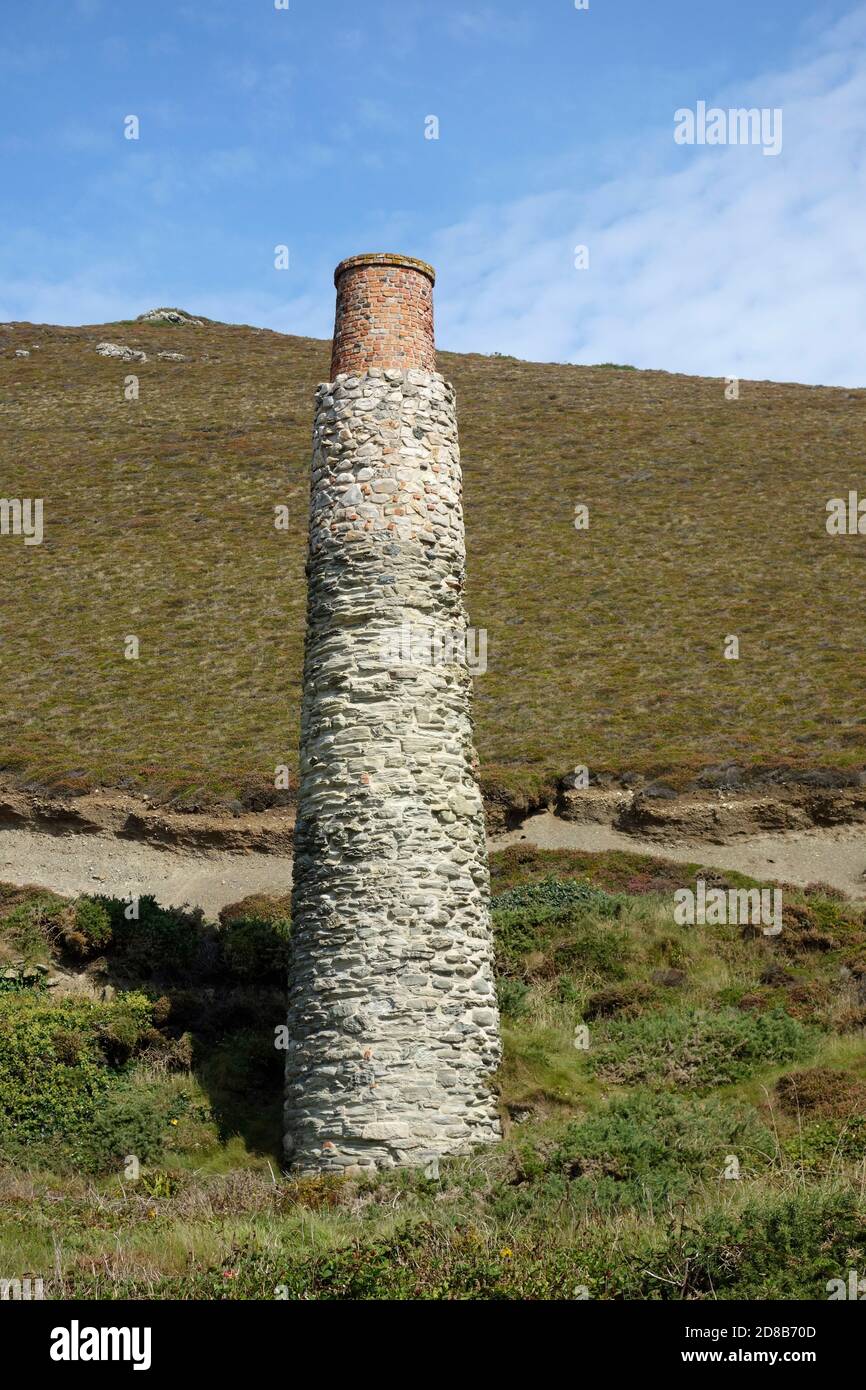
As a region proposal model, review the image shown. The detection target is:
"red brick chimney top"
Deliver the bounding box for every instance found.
[331,252,437,378]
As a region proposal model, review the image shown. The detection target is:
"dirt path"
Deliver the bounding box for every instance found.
[0,826,295,918]
[498,812,866,900]
[1,812,865,915]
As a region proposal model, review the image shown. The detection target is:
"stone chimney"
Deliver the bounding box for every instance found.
[284,254,502,1173]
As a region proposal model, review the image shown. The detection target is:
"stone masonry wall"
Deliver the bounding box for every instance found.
[284,363,502,1172]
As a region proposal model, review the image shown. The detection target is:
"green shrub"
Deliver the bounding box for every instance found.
[492,876,621,915]
[648,1188,866,1300]
[1,892,69,962]
[94,894,203,975]
[1,892,111,961]
[74,897,112,951]
[496,976,529,1018]
[493,904,630,982]
[80,1079,187,1171]
[99,995,161,1066]
[220,916,291,981]
[550,921,630,979]
[590,1007,815,1089]
[540,1091,772,1213]
[807,897,862,937]
[492,908,547,966]
[0,992,152,1151]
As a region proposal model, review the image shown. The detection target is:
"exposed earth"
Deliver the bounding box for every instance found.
[1,804,864,917]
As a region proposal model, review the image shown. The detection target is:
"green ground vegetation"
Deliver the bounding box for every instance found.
[2,847,866,1299]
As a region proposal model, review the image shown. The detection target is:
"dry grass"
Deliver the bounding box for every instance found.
[1,316,864,805]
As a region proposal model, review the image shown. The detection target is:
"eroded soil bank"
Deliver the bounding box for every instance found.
[499,814,866,903]
[0,782,864,913]
[0,824,296,919]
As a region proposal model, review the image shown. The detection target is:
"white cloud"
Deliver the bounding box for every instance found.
[432,5,866,386]
[445,7,532,44]
[0,269,329,340]
[191,288,327,338]
[7,5,866,389]
[214,57,294,102]
[0,43,63,74]
[0,271,131,327]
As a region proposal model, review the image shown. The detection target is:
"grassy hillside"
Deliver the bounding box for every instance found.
[2,848,866,1299]
[1,315,865,806]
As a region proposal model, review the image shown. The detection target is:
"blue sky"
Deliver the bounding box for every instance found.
[2,0,865,383]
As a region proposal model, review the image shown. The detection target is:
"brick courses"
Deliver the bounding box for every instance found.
[331,253,437,377]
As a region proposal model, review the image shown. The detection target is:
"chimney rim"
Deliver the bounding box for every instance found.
[333,252,436,287]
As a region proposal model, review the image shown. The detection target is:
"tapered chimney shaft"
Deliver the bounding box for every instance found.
[284,254,501,1173]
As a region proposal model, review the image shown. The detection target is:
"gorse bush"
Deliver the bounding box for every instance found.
[547,919,630,980]
[72,897,113,952]
[492,878,628,987]
[650,1188,866,1301]
[219,916,291,981]
[2,892,74,962]
[1,891,111,963]
[495,976,529,1018]
[589,1007,816,1089]
[93,894,203,975]
[542,1091,773,1214]
[492,876,621,915]
[0,992,152,1156]
[80,1079,192,1171]
[493,905,631,981]
[0,989,207,1173]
